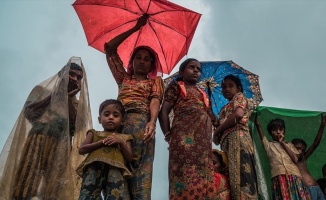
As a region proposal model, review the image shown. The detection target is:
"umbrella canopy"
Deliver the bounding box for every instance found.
[73,0,201,75]
[164,61,263,117]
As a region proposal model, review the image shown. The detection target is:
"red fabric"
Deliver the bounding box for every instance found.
[214,172,231,200]
[73,0,201,75]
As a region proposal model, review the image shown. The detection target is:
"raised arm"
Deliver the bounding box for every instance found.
[254,114,265,141]
[304,114,326,159]
[104,14,149,83]
[105,14,149,51]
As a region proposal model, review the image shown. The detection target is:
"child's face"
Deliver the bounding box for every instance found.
[294,143,306,154]
[98,104,123,132]
[180,61,201,85]
[212,154,223,173]
[132,49,153,76]
[270,127,285,142]
[221,79,241,100]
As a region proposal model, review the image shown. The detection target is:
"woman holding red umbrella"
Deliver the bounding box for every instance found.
[104,14,164,199]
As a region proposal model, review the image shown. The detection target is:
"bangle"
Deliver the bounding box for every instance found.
[164,131,170,136]
[149,121,156,127]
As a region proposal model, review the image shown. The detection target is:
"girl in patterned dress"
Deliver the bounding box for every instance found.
[77,99,133,200]
[104,15,164,199]
[159,58,218,200]
[213,74,259,199]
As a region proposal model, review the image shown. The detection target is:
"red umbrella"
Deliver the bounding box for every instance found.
[73,0,201,75]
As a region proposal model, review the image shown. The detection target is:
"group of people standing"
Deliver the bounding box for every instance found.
[0,14,325,200]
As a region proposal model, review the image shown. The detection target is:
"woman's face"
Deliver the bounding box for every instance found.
[180,61,201,85]
[221,78,241,100]
[132,49,153,76]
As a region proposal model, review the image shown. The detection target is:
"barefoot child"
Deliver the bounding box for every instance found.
[291,114,326,200]
[77,99,133,199]
[212,149,231,200]
[254,116,310,199]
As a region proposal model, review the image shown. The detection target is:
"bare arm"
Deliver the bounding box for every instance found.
[213,107,244,144]
[305,115,326,159]
[254,114,265,141]
[144,98,160,143]
[279,134,299,163]
[159,101,174,143]
[79,131,103,155]
[105,14,149,51]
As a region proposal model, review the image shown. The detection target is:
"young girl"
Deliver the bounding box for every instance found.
[254,116,310,199]
[213,74,258,199]
[104,14,164,199]
[77,99,133,200]
[159,58,217,199]
[212,149,231,200]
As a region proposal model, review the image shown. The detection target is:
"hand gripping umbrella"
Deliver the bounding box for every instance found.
[164,61,263,117]
[73,0,201,75]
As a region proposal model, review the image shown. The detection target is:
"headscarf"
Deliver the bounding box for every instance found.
[127,45,163,78]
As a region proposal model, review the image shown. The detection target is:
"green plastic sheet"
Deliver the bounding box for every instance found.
[250,106,326,198]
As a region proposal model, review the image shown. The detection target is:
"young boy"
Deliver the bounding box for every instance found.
[292,115,326,200]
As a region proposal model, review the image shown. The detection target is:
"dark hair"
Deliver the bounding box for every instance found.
[212,151,224,166]
[70,63,83,72]
[323,163,326,171]
[267,118,285,135]
[291,138,307,149]
[176,58,200,81]
[128,46,156,74]
[222,74,243,93]
[317,178,326,192]
[99,99,125,117]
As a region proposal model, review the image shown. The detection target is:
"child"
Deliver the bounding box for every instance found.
[104,14,164,199]
[254,116,310,199]
[159,58,217,199]
[212,75,258,199]
[212,149,231,200]
[77,99,133,200]
[291,115,326,200]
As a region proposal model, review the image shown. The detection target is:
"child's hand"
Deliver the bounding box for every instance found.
[278,133,284,142]
[102,133,123,146]
[321,114,326,127]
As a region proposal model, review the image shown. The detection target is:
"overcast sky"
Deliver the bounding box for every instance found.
[1,0,326,199]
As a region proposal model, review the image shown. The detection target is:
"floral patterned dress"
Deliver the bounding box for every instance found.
[164,81,217,200]
[219,92,258,199]
[105,45,164,199]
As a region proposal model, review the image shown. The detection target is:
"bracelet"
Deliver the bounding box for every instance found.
[164,131,170,136]
[149,121,156,127]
